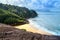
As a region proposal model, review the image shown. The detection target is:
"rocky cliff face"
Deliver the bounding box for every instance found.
[0,24,60,40]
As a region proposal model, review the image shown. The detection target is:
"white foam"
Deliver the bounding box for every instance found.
[28,19,60,36]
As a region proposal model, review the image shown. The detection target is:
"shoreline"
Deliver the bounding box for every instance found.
[14,24,53,35]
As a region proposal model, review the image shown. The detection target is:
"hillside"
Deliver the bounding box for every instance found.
[0,24,60,40]
[0,3,37,25]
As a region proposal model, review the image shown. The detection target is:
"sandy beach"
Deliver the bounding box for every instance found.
[14,24,52,35]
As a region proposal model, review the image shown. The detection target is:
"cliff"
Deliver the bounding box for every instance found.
[0,3,38,25]
[0,24,60,40]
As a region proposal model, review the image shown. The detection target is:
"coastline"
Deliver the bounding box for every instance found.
[14,24,53,35]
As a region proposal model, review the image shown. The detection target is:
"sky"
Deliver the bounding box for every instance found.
[0,0,60,11]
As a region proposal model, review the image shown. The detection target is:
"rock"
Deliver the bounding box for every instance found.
[0,24,60,40]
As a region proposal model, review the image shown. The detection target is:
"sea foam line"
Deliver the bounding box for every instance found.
[28,19,60,36]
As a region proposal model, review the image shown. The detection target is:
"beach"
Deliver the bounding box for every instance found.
[14,24,52,35]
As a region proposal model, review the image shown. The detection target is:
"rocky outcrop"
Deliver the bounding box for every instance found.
[0,24,60,40]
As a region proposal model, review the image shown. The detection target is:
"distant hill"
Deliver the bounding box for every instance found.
[0,3,38,25]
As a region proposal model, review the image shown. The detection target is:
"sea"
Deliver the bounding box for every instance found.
[28,11,60,36]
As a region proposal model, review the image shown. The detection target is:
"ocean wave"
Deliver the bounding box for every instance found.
[28,13,60,36]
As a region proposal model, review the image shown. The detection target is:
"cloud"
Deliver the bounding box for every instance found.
[0,0,7,4]
[0,0,60,11]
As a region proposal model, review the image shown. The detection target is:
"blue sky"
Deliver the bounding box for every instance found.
[0,0,60,11]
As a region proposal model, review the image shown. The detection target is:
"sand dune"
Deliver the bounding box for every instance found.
[14,24,52,35]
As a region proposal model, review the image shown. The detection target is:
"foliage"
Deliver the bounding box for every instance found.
[0,3,37,25]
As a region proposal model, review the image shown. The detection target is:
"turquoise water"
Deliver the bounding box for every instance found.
[28,11,60,36]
